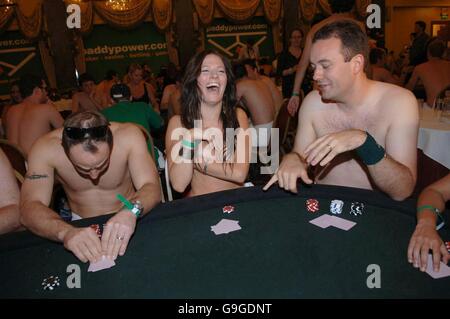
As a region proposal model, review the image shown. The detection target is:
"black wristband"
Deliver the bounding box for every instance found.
[355,132,386,165]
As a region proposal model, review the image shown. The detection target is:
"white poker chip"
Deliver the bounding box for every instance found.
[330,200,344,215]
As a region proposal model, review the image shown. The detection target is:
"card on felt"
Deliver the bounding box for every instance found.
[88,255,116,272]
[425,255,450,279]
[309,214,333,229]
[329,215,356,231]
[211,219,241,235]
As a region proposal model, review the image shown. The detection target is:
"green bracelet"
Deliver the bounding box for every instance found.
[417,205,445,230]
[181,139,199,149]
[355,132,386,165]
[292,92,299,97]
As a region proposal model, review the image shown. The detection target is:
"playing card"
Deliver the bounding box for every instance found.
[88,255,116,272]
[329,215,356,231]
[309,214,333,229]
[425,255,450,279]
[211,219,241,235]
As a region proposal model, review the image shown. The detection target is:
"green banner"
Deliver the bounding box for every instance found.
[83,23,169,82]
[0,31,45,99]
[205,16,274,61]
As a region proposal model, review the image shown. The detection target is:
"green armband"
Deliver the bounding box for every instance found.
[292,92,299,97]
[355,132,386,165]
[417,205,445,230]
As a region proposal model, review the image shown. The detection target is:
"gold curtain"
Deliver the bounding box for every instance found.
[93,0,152,29]
[15,0,43,39]
[317,0,331,16]
[192,0,214,26]
[216,0,260,22]
[299,0,317,23]
[263,0,281,24]
[152,0,172,31]
[355,0,371,19]
[38,39,57,89]
[73,33,86,75]
[0,5,14,32]
[64,0,93,35]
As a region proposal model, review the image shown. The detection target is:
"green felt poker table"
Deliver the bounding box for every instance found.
[0,184,449,298]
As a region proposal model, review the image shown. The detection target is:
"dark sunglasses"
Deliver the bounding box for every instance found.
[64,125,108,140]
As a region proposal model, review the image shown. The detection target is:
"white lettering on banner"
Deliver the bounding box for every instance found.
[85,43,167,56]
[66,4,81,29]
[366,4,381,29]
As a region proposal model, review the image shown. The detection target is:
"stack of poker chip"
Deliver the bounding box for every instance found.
[306,199,319,213]
[350,202,365,216]
[41,275,60,291]
[330,200,344,215]
[222,205,235,214]
[445,241,450,253]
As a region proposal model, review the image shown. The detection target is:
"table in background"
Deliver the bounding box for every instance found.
[0,185,449,298]
[415,107,450,193]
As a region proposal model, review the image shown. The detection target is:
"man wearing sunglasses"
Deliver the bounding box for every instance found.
[20,111,162,263]
[4,74,64,157]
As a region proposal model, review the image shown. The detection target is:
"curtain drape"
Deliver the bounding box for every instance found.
[15,0,43,39]
[192,0,214,26]
[216,0,259,22]
[263,0,281,24]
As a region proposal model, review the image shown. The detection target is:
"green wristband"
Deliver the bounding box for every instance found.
[181,139,198,149]
[292,92,299,97]
[417,205,445,230]
[355,132,386,165]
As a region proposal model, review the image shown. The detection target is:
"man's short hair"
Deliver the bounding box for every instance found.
[18,74,43,98]
[415,21,426,32]
[242,59,257,70]
[369,48,385,64]
[105,69,118,81]
[62,111,112,155]
[427,39,446,58]
[329,0,355,13]
[313,20,369,69]
[110,83,131,101]
[233,62,247,80]
[78,73,95,87]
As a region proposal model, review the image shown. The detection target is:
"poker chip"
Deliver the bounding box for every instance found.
[90,224,102,238]
[445,241,450,253]
[223,205,235,214]
[41,275,60,291]
[350,202,365,216]
[306,199,319,213]
[330,200,344,215]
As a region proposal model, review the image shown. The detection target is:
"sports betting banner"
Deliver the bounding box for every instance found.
[83,22,169,81]
[205,16,275,61]
[0,31,45,99]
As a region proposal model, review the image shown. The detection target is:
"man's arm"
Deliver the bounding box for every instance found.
[405,66,420,91]
[71,93,79,113]
[20,137,102,262]
[366,90,418,200]
[0,149,21,234]
[408,173,450,272]
[47,105,64,129]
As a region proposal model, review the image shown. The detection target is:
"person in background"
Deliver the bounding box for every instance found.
[408,21,430,67]
[126,63,160,113]
[277,28,303,99]
[72,73,106,112]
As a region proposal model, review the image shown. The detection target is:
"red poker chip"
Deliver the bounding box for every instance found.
[223,205,235,214]
[306,199,319,213]
[90,224,102,238]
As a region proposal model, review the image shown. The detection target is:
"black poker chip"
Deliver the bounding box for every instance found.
[41,275,60,291]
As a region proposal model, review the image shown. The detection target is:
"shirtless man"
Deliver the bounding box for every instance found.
[234,62,275,161]
[0,148,21,235]
[5,74,64,157]
[72,73,106,113]
[406,39,450,107]
[20,111,161,263]
[264,20,418,201]
[243,59,283,114]
[165,50,250,197]
[287,0,365,115]
[369,48,401,85]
